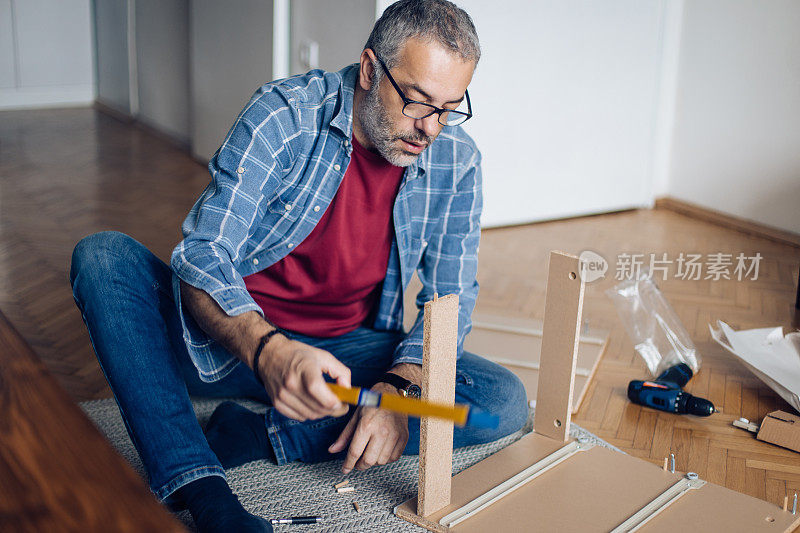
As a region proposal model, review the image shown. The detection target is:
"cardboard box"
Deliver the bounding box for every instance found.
[757,410,800,453]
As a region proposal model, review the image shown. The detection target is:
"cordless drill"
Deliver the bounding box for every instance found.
[627,363,716,417]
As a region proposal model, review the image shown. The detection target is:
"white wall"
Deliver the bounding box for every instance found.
[665,0,800,234]
[94,0,132,114]
[6,1,797,236]
[289,0,373,75]
[457,0,666,227]
[0,0,94,109]
[91,0,278,158]
[374,1,800,235]
[190,0,274,160]
[0,0,18,89]
[135,0,191,144]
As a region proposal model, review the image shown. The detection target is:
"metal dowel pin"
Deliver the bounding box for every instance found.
[793,493,797,515]
[670,453,675,474]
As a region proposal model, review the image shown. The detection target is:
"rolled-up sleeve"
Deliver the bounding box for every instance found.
[392,150,483,365]
[171,86,302,317]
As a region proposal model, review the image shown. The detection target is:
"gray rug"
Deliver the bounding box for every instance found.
[81,398,621,532]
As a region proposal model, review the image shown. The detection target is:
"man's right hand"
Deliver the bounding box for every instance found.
[178,281,350,422]
[257,335,351,422]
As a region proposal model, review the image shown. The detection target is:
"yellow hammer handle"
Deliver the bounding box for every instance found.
[327,383,469,426]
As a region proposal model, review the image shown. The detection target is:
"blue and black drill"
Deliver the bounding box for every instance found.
[627,363,716,417]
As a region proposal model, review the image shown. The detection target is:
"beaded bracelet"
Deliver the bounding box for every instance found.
[252,329,282,386]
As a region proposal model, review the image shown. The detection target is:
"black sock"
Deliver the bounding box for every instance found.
[175,475,271,533]
[205,401,275,469]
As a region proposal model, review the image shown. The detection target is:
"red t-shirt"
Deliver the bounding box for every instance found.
[243,137,404,337]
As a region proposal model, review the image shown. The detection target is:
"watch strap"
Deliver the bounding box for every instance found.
[377,372,414,393]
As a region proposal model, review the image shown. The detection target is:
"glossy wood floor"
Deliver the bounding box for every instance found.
[2,107,799,511]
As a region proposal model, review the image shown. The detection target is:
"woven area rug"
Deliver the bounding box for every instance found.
[81,398,621,532]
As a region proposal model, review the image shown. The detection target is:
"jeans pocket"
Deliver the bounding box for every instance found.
[456,369,473,387]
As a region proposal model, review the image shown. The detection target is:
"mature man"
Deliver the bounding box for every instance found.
[70,1,526,531]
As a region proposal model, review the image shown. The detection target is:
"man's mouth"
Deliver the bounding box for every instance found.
[400,139,426,154]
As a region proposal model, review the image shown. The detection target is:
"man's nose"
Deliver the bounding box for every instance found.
[414,114,442,138]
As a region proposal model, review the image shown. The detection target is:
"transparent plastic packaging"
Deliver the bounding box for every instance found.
[606,273,701,376]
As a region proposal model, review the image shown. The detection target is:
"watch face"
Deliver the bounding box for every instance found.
[406,384,422,399]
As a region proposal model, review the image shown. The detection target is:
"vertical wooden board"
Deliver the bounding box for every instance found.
[534,251,585,441]
[418,293,459,517]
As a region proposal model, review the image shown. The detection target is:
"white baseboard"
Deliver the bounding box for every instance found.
[0,84,95,110]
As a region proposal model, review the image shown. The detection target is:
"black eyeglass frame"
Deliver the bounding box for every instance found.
[374,55,472,127]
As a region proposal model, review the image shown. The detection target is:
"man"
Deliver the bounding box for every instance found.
[70,1,527,531]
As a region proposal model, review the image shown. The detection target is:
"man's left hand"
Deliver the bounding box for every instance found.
[328,382,409,473]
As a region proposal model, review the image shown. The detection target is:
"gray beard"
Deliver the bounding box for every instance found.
[356,78,431,168]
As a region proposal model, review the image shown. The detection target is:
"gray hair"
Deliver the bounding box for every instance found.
[364,0,481,72]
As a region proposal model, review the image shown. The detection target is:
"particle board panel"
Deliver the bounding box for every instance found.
[395,431,800,532]
[642,477,800,532]
[418,293,460,517]
[533,251,585,441]
[395,431,567,532]
[464,313,608,413]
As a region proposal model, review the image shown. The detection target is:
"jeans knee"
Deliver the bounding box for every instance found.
[70,231,142,297]
[461,354,529,442]
[71,231,125,285]
[494,367,529,436]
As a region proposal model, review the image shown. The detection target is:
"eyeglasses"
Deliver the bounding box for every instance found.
[374,55,472,127]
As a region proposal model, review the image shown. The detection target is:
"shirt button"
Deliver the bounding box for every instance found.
[237,167,245,174]
[314,205,320,212]
[284,203,292,210]
[333,164,341,171]
[343,139,350,147]
[253,258,259,265]
[287,243,294,248]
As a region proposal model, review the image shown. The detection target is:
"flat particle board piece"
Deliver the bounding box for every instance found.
[394,431,800,532]
[395,251,797,533]
[418,293,460,517]
[757,410,800,453]
[533,251,585,442]
[463,313,609,413]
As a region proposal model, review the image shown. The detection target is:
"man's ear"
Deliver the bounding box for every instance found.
[358,48,377,91]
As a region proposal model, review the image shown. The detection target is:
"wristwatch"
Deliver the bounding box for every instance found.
[378,372,422,399]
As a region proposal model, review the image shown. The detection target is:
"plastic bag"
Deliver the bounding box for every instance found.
[606,273,701,376]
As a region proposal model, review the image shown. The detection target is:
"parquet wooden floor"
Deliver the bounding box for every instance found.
[1,107,799,512]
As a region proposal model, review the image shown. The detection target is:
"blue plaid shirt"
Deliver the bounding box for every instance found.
[170,64,483,382]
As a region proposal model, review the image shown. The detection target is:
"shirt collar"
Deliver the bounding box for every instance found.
[330,64,358,139]
[331,63,428,177]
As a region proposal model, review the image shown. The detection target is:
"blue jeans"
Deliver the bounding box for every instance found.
[70,231,528,502]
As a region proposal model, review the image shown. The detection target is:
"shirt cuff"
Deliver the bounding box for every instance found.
[172,261,262,318]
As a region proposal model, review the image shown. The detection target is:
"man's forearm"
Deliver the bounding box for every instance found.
[179,280,276,368]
